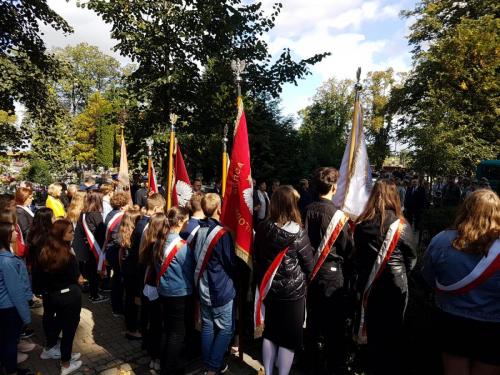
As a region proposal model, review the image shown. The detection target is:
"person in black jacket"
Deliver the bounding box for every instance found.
[254,185,314,375]
[15,187,35,243]
[38,219,83,375]
[304,167,353,375]
[353,179,417,375]
[73,191,107,303]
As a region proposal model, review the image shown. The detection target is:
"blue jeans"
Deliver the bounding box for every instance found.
[200,300,235,372]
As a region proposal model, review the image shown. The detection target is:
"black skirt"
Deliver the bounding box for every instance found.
[263,297,305,350]
[435,309,500,366]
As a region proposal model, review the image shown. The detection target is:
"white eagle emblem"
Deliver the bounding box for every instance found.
[176,180,193,207]
[243,187,253,216]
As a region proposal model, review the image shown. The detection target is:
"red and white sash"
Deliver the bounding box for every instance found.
[194,225,228,286]
[436,239,500,294]
[156,236,186,284]
[103,211,124,249]
[186,224,201,246]
[17,205,34,218]
[82,214,106,271]
[254,246,290,338]
[356,219,404,344]
[309,210,348,282]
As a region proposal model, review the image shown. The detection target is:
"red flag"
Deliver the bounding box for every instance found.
[148,159,159,193]
[172,144,193,207]
[221,97,253,266]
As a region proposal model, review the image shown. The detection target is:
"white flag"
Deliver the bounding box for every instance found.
[333,99,372,220]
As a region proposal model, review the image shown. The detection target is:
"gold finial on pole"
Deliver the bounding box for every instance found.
[222,123,229,198]
[167,114,178,209]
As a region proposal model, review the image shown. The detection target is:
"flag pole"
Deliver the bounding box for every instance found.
[222,123,229,198]
[231,58,246,363]
[146,138,154,194]
[167,114,178,209]
[348,67,362,173]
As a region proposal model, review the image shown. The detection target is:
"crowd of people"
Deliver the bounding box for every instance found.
[0,169,498,375]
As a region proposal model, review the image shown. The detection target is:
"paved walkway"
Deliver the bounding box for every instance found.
[21,295,264,375]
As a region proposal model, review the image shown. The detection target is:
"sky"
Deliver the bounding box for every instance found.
[40,0,417,120]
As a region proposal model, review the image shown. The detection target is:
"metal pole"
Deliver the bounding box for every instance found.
[167,114,178,209]
[348,67,362,174]
[146,138,154,193]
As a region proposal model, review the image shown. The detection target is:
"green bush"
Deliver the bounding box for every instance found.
[19,157,52,186]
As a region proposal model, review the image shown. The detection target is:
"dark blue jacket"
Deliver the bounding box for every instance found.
[192,218,236,307]
[122,215,150,278]
[180,217,201,244]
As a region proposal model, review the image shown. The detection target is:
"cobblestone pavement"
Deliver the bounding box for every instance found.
[19,294,264,375]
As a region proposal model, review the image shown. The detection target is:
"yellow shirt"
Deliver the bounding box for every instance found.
[46,195,66,218]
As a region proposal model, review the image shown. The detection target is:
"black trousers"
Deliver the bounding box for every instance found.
[107,246,124,314]
[160,295,189,375]
[123,273,139,332]
[85,253,100,299]
[0,307,23,373]
[42,285,82,362]
[366,283,407,375]
[307,287,350,374]
[141,296,162,360]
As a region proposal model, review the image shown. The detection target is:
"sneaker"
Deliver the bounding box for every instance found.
[29,299,43,309]
[17,352,28,364]
[219,362,229,374]
[89,294,109,303]
[41,345,61,359]
[20,327,34,339]
[18,339,36,353]
[154,359,161,371]
[71,353,81,361]
[112,311,124,318]
[149,360,155,369]
[60,360,82,375]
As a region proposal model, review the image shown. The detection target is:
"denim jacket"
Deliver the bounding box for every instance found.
[421,230,500,323]
[0,250,32,324]
[157,233,194,297]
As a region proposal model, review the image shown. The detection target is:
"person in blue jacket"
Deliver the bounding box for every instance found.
[0,211,32,375]
[192,193,236,375]
[180,191,205,246]
[156,206,194,374]
[422,189,500,375]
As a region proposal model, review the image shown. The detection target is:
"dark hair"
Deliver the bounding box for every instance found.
[188,191,204,214]
[15,187,33,205]
[84,191,103,213]
[268,185,302,226]
[140,213,167,266]
[0,193,15,212]
[154,207,189,264]
[27,208,54,255]
[0,211,15,250]
[356,179,403,233]
[313,167,339,196]
[110,192,129,210]
[39,219,74,272]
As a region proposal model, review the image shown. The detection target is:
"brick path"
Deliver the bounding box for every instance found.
[20,294,264,375]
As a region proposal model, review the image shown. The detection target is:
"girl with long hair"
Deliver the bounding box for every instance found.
[352,179,417,375]
[139,213,167,370]
[117,208,142,339]
[253,185,315,375]
[66,192,87,228]
[73,191,107,303]
[38,219,82,375]
[0,211,33,375]
[155,206,193,374]
[422,189,500,375]
[26,208,54,293]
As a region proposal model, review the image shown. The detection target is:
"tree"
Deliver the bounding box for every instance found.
[19,158,52,186]
[81,0,329,179]
[298,78,354,173]
[0,110,25,153]
[362,69,400,169]
[23,89,74,175]
[73,92,118,168]
[0,0,72,113]
[394,1,499,175]
[54,43,121,114]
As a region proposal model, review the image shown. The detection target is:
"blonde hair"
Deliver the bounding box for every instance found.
[67,184,78,196]
[118,208,141,249]
[201,193,221,217]
[66,191,87,224]
[452,189,500,255]
[146,193,166,212]
[48,183,63,197]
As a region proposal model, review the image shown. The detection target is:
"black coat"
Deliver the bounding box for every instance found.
[16,206,33,242]
[254,219,314,301]
[73,212,105,262]
[353,210,417,294]
[305,198,353,297]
